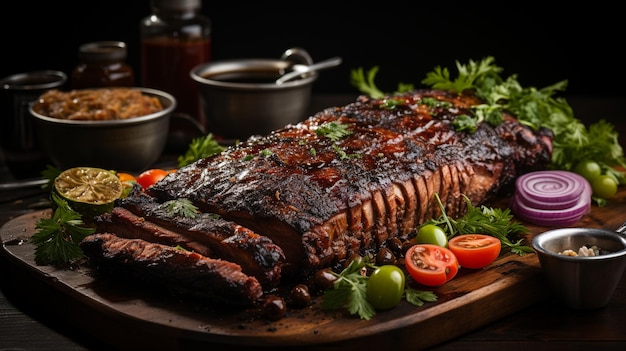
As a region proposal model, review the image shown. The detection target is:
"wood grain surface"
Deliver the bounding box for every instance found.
[2,190,626,351]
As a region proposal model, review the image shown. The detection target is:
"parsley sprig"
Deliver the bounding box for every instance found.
[177,133,226,167]
[163,198,198,218]
[316,122,353,141]
[322,257,437,320]
[32,193,95,267]
[423,193,532,255]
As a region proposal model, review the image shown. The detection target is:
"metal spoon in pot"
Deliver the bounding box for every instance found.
[276,57,343,85]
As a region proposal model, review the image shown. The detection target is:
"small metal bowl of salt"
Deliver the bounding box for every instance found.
[532,227,626,309]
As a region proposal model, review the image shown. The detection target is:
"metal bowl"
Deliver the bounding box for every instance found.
[532,227,626,309]
[190,48,317,140]
[29,87,176,172]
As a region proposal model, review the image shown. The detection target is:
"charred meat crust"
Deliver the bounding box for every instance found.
[96,189,285,288]
[79,233,264,306]
[143,89,553,278]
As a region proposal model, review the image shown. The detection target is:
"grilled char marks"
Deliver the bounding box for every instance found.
[103,190,285,288]
[94,207,214,257]
[148,89,553,278]
[79,233,263,306]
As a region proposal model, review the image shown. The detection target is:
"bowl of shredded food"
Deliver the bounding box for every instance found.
[29,87,175,172]
[532,227,626,309]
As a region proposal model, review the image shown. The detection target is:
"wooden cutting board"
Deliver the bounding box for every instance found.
[2,190,626,351]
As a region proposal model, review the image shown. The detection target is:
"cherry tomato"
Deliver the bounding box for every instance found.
[591,174,618,199]
[117,172,136,183]
[136,169,169,189]
[405,244,459,287]
[448,234,501,269]
[573,160,602,182]
[415,224,448,247]
[366,265,405,310]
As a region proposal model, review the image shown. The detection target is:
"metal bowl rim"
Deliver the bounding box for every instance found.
[28,87,176,126]
[532,227,626,260]
[190,59,318,89]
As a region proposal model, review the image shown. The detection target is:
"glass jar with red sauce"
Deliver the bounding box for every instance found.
[140,0,211,127]
[71,41,135,89]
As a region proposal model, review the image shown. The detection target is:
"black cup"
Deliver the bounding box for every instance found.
[0,70,67,179]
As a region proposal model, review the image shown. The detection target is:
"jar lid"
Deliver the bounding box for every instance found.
[152,0,201,11]
[78,41,128,63]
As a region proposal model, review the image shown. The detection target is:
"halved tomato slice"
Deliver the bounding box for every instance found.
[404,244,459,287]
[448,234,501,269]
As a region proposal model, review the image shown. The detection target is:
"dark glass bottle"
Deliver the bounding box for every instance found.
[140,0,211,127]
[71,41,135,89]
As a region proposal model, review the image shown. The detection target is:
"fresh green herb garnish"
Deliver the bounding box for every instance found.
[163,198,198,218]
[316,122,353,141]
[380,98,405,110]
[420,97,452,109]
[241,149,275,161]
[32,193,95,267]
[350,66,414,98]
[424,193,532,255]
[421,56,503,93]
[322,256,437,320]
[350,57,626,183]
[41,165,62,192]
[322,257,375,320]
[350,66,385,99]
[177,133,226,167]
[405,288,438,306]
[260,149,273,157]
[332,144,348,159]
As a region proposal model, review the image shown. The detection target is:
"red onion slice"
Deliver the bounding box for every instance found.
[514,171,589,209]
[512,170,592,227]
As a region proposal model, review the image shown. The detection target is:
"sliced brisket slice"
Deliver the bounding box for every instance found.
[95,208,214,257]
[110,189,285,288]
[80,233,263,306]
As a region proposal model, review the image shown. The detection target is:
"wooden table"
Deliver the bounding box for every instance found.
[2,95,626,351]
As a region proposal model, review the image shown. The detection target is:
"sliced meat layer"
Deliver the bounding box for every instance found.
[95,208,213,257]
[99,189,284,288]
[79,233,264,306]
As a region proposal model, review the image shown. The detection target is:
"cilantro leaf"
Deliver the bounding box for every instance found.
[32,193,95,267]
[405,288,438,307]
[316,122,353,142]
[177,133,226,168]
[321,257,376,320]
[421,56,503,93]
[350,66,414,99]
[350,66,385,99]
[163,198,198,218]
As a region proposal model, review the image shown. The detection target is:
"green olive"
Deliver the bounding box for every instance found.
[573,160,602,182]
[366,265,405,310]
[591,175,618,199]
[415,224,448,247]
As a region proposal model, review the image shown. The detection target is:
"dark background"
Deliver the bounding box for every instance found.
[2,1,623,99]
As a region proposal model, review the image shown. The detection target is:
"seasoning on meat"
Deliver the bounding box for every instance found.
[80,88,554,309]
[32,88,163,120]
[146,89,554,279]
